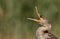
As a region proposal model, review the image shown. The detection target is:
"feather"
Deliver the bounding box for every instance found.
[48,32,58,39]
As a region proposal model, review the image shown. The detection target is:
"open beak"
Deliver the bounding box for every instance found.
[27,18,41,23]
[27,6,41,23]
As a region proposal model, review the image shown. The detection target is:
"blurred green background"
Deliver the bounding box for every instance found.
[0,0,60,39]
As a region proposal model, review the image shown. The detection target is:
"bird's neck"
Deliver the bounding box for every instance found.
[43,24,51,30]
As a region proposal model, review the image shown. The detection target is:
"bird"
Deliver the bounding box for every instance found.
[27,6,58,39]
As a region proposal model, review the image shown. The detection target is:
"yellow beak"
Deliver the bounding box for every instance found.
[27,18,41,23]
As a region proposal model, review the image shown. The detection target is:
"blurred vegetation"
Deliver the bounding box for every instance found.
[0,0,60,39]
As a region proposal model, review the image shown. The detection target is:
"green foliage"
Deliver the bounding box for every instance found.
[0,0,60,39]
